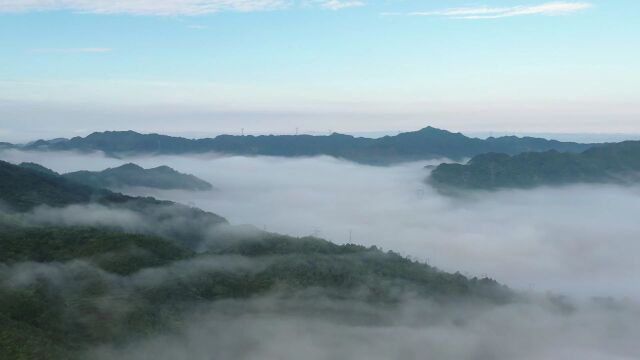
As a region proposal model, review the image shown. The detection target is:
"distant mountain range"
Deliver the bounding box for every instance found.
[12,126,596,164]
[429,141,640,191]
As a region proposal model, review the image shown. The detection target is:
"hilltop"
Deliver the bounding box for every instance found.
[63,163,213,191]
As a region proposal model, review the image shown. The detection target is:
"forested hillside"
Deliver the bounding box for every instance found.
[0,159,511,359]
[63,163,213,191]
[429,141,640,190]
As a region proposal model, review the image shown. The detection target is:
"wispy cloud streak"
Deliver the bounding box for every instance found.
[0,0,362,15]
[319,0,364,10]
[29,47,113,54]
[384,2,592,20]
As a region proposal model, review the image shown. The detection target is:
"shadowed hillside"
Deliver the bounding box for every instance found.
[0,159,512,359]
[429,141,640,191]
[63,163,213,191]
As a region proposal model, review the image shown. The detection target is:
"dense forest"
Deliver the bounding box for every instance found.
[0,159,511,359]
[429,140,640,190]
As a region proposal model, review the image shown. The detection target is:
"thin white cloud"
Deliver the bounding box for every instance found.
[0,0,362,15]
[29,47,113,54]
[384,2,592,20]
[319,0,364,10]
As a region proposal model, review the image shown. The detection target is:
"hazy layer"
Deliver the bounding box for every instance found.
[4,256,639,359]
[87,296,640,360]
[3,149,640,299]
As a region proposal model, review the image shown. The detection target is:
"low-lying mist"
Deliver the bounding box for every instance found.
[3,252,639,359]
[87,295,640,360]
[2,149,640,299]
[3,148,640,359]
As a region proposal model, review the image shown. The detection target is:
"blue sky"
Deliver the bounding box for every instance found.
[0,1,639,141]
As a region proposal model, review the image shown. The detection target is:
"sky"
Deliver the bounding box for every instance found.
[1,0,639,141]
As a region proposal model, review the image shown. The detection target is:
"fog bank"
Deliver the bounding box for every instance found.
[88,296,640,360]
[3,149,640,299]
[4,253,639,360]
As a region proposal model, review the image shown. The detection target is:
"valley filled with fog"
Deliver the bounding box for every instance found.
[4,149,640,300]
[4,1,639,358]
[3,148,640,360]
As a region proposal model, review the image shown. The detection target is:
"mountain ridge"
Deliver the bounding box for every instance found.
[429,140,640,191]
[62,163,213,191]
[13,126,596,165]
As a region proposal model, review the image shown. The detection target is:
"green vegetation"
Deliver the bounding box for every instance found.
[0,225,192,275]
[63,163,213,191]
[19,127,594,164]
[1,160,226,229]
[429,141,640,190]
[0,160,101,211]
[17,162,59,176]
[0,223,511,359]
[0,159,512,359]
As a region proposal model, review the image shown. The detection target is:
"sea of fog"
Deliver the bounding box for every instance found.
[3,149,640,300]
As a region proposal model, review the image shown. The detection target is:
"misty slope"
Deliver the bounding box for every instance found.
[2,160,214,213]
[0,223,511,360]
[429,140,640,190]
[0,160,228,246]
[19,126,594,164]
[0,159,103,211]
[0,160,511,359]
[63,163,213,191]
[0,142,14,150]
[19,162,61,176]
